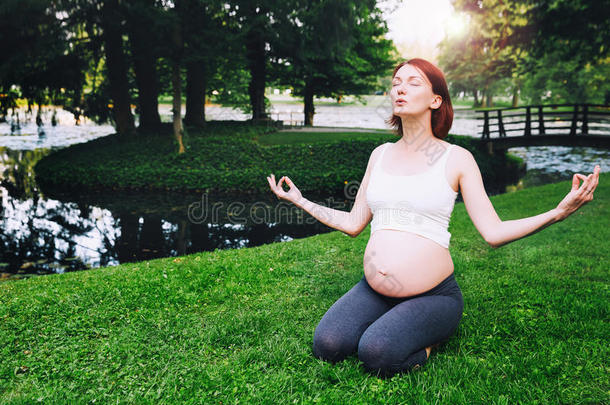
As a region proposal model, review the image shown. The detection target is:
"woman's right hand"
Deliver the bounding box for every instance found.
[267,174,303,204]
[555,165,600,220]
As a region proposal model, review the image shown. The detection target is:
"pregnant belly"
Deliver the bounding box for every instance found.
[363,229,455,298]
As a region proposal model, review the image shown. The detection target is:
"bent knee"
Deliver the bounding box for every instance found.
[357,338,395,372]
[312,330,354,363]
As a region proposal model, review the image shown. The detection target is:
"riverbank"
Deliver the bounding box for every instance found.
[1,175,608,403]
[34,121,524,196]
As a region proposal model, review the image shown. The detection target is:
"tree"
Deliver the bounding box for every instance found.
[125,0,164,131]
[181,0,238,127]
[0,0,86,121]
[228,1,276,121]
[274,0,398,125]
[169,2,186,154]
[99,0,135,134]
[517,0,610,68]
[439,0,532,107]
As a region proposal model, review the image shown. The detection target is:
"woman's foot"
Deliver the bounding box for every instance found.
[413,344,438,371]
[425,343,441,360]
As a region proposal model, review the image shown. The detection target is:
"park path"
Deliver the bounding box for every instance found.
[277,126,391,133]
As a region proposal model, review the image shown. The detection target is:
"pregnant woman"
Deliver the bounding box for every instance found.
[266,58,601,378]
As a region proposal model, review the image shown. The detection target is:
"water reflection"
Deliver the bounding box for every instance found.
[0,150,345,280]
[0,107,114,150]
[508,145,609,187]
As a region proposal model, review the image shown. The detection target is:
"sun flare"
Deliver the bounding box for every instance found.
[382,0,469,61]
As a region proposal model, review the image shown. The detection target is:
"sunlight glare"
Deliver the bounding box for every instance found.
[382,0,468,61]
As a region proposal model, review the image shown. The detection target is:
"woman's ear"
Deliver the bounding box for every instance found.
[430,95,442,110]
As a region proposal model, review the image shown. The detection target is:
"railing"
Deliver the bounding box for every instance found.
[476,104,610,139]
[270,111,304,127]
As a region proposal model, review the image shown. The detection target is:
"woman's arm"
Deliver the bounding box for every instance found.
[267,174,356,237]
[294,196,355,236]
[457,148,600,248]
[266,145,382,238]
[487,208,564,248]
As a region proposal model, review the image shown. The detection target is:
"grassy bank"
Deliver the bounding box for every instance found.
[34,122,524,197]
[1,175,608,403]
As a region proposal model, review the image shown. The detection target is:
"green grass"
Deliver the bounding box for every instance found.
[1,176,608,403]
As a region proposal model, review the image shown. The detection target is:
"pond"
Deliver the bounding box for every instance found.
[1,102,608,281]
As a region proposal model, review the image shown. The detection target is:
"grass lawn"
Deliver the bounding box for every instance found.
[1,173,608,403]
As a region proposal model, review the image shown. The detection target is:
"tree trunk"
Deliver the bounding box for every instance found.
[245,27,267,120]
[128,19,161,131]
[116,213,139,263]
[172,8,185,154]
[481,84,490,108]
[101,0,135,135]
[512,86,519,107]
[184,60,207,127]
[176,219,187,256]
[473,89,479,107]
[140,216,164,260]
[304,82,315,126]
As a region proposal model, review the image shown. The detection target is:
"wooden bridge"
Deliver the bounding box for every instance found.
[476,104,610,154]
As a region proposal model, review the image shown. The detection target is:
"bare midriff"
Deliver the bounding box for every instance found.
[363,229,454,298]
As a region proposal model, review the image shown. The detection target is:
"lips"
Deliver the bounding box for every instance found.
[395,98,407,105]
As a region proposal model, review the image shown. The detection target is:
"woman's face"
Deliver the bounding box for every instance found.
[390,64,442,117]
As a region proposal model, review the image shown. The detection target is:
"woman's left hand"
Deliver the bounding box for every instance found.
[555,165,601,220]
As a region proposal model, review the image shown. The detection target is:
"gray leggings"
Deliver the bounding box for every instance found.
[312,272,464,378]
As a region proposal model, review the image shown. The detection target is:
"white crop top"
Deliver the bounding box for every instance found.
[366,142,459,248]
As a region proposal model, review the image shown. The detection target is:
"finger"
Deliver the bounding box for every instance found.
[572,173,587,190]
[593,165,600,186]
[268,175,280,191]
[594,165,601,181]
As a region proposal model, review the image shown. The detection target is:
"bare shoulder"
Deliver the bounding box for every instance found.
[367,142,388,167]
[447,143,478,179]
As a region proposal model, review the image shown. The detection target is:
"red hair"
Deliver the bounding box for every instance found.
[385,58,453,139]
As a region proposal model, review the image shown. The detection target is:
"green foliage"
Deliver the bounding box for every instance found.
[520,53,610,104]
[440,0,610,106]
[271,0,399,117]
[439,0,530,107]
[0,0,86,108]
[521,0,610,67]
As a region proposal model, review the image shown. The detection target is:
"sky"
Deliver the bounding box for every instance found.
[379,0,468,63]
